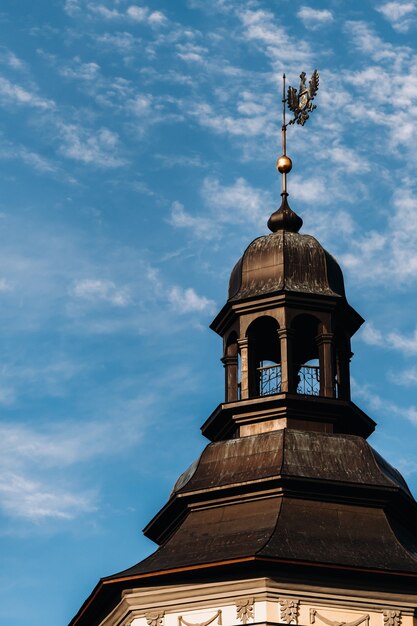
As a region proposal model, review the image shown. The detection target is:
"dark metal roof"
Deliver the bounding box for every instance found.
[69,429,417,626]
[228,231,345,302]
[100,428,417,579]
[171,429,410,498]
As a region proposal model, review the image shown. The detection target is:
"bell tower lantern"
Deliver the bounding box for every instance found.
[205,72,372,442]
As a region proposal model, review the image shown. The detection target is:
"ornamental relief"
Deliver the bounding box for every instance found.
[178,610,222,626]
[279,598,300,624]
[236,598,254,624]
[145,612,164,626]
[310,609,370,626]
[383,610,401,626]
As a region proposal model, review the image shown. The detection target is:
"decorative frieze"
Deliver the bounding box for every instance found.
[236,598,254,624]
[279,598,300,624]
[178,610,222,626]
[146,612,164,626]
[310,609,369,626]
[383,610,401,626]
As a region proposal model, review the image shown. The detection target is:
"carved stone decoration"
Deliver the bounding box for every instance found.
[146,612,164,626]
[178,610,222,626]
[236,598,254,624]
[383,610,401,626]
[310,609,369,626]
[279,598,300,624]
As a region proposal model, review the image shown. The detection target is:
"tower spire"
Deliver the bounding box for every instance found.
[268,70,319,234]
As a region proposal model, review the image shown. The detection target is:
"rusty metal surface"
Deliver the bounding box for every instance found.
[228,231,345,301]
[109,494,417,579]
[259,498,417,571]
[119,498,281,576]
[172,430,406,496]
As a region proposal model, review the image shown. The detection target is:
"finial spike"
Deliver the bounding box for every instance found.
[268,69,320,234]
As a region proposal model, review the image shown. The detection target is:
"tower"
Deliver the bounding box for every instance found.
[69,76,417,626]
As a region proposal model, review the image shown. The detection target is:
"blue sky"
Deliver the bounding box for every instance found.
[1,0,417,624]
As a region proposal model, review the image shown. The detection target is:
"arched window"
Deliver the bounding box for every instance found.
[246,316,281,397]
[292,314,321,396]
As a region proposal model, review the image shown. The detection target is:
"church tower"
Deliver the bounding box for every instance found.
[69,74,417,626]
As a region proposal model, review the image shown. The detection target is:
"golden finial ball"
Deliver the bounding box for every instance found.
[276,155,292,174]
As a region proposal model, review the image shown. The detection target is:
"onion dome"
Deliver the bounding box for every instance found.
[228,194,345,301]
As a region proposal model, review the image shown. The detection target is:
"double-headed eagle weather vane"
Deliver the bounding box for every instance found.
[268,69,319,233]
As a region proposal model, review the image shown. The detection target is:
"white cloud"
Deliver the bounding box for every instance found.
[127,5,149,21]
[89,3,122,19]
[60,59,100,81]
[0,141,57,173]
[0,389,153,521]
[297,6,334,29]
[388,367,417,386]
[70,2,168,25]
[170,201,215,240]
[176,42,208,63]
[56,122,126,168]
[168,286,215,314]
[170,177,271,241]
[376,1,416,32]
[71,279,131,307]
[0,473,95,520]
[95,31,136,51]
[0,48,25,70]
[0,76,55,110]
[361,322,384,347]
[237,8,311,66]
[352,379,417,427]
[361,321,417,355]
[201,176,269,225]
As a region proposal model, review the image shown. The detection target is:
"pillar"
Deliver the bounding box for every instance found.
[316,332,335,398]
[221,354,238,402]
[237,338,249,400]
[278,328,295,393]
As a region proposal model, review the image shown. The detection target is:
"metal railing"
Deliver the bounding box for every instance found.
[256,363,320,397]
[297,364,320,396]
[258,364,282,396]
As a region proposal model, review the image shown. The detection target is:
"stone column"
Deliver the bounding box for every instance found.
[278,328,295,393]
[316,332,335,398]
[237,338,249,400]
[221,354,239,402]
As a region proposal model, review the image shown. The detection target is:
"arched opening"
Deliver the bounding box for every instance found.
[246,316,281,397]
[291,315,321,396]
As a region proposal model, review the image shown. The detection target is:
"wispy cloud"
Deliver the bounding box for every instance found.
[170,176,270,241]
[71,278,131,307]
[0,76,54,110]
[376,1,416,32]
[168,286,215,314]
[297,6,334,29]
[66,1,167,26]
[0,390,153,521]
[55,121,126,168]
[361,321,417,355]
[388,366,417,387]
[352,378,417,426]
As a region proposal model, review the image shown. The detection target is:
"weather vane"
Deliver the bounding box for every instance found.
[276,70,319,196]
